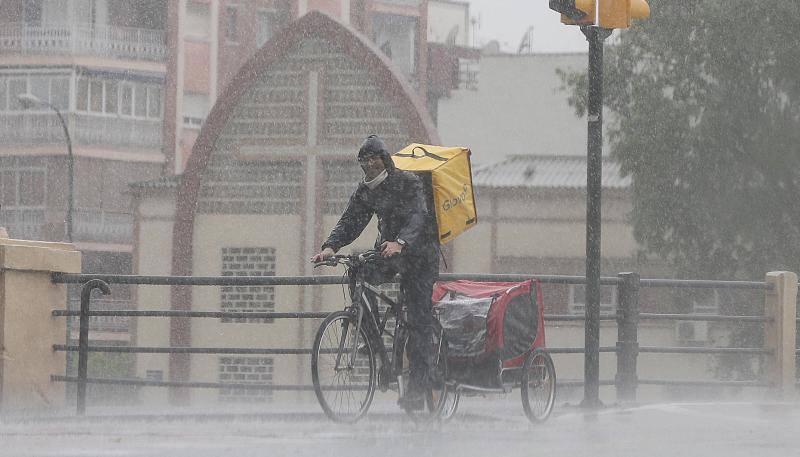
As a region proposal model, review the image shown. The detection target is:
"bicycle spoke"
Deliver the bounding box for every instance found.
[312,312,375,422]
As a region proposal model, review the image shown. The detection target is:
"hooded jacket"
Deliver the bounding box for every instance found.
[322,136,437,256]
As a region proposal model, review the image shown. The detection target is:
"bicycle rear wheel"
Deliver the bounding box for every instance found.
[439,386,460,421]
[311,311,376,423]
[521,349,556,423]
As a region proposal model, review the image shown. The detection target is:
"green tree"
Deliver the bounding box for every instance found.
[561,0,800,281]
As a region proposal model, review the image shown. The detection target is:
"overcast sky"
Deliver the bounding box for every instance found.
[465,0,589,53]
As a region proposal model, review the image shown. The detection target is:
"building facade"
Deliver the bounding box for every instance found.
[1,0,448,342]
[0,1,170,356]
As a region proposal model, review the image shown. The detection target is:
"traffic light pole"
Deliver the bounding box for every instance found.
[581,25,612,409]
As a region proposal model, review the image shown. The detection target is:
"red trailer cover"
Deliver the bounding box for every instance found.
[432,279,544,366]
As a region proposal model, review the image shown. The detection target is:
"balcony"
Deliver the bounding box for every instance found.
[0,22,166,63]
[0,208,133,245]
[73,209,134,245]
[0,207,44,240]
[0,112,162,151]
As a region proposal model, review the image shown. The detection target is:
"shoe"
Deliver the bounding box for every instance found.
[398,391,425,411]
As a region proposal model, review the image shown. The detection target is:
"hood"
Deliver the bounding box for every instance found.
[358,134,396,173]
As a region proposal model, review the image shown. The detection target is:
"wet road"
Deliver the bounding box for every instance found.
[2,399,798,457]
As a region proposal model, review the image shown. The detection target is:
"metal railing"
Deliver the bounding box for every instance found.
[66,298,132,334]
[73,210,133,244]
[0,22,166,62]
[49,271,778,415]
[0,113,163,150]
[0,207,44,240]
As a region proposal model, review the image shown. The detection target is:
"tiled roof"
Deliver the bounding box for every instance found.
[472,155,631,189]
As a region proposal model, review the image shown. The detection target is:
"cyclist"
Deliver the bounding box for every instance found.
[311,134,439,410]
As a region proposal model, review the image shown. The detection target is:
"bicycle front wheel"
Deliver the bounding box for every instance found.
[311,311,376,422]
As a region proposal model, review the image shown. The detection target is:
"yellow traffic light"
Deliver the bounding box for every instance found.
[562,0,595,25]
[597,0,650,29]
[630,0,650,20]
[550,0,596,25]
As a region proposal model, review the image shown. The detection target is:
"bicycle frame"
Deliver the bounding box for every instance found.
[329,256,406,373]
[348,278,404,370]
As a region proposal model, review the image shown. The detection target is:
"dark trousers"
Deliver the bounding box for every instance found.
[356,248,439,392]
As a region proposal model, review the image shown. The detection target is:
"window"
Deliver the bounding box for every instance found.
[0,166,45,240]
[0,170,18,205]
[690,289,721,315]
[105,81,119,114]
[147,87,162,118]
[219,356,273,403]
[256,10,277,47]
[372,13,417,76]
[134,84,147,117]
[50,78,69,110]
[569,284,617,315]
[74,76,162,118]
[220,247,276,324]
[4,74,72,111]
[185,1,210,39]
[8,79,27,110]
[145,370,163,382]
[225,6,238,42]
[89,80,105,112]
[182,91,208,128]
[18,170,45,206]
[0,166,46,207]
[0,78,7,111]
[76,78,89,111]
[29,76,49,104]
[24,0,43,25]
[120,83,133,116]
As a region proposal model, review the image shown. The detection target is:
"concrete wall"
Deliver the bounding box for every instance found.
[0,235,81,413]
[133,194,175,405]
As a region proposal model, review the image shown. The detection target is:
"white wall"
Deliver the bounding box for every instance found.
[428,0,470,46]
[437,53,592,165]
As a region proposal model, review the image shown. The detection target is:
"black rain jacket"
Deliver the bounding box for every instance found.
[322,158,437,260]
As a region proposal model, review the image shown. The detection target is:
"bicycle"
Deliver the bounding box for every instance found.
[310,250,450,423]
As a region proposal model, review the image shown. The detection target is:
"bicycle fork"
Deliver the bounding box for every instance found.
[334,305,364,371]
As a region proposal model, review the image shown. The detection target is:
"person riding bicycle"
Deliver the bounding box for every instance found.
[311,134,440,410]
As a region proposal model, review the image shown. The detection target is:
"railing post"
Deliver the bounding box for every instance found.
[77,279,110,415]
[615,272,640,402]
[763,271,798,400]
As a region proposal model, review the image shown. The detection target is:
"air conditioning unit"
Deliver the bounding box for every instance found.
[675,321,709,343]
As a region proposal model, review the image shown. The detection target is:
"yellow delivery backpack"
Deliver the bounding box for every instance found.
[392,144,477,244]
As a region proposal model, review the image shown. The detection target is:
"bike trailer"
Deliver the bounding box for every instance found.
[432,279,544,367]
[391,144,477,244]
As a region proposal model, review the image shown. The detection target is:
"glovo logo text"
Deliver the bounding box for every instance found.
[442,184,469,212]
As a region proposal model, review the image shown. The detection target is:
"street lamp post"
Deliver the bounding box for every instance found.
[17,93,74,242]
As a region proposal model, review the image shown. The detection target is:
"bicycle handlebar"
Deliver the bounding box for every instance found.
[312,249,382,268]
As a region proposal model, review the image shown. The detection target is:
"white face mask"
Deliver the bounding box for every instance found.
[363,169,388,190]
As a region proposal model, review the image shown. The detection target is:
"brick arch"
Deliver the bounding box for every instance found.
[172,10,438,278]
[167,11,439,389]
